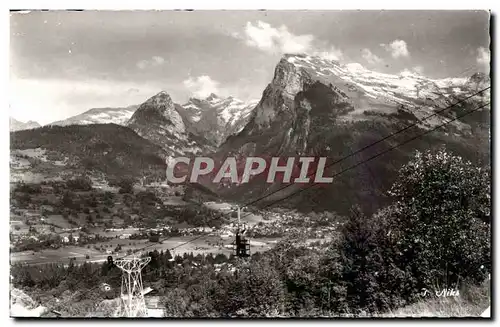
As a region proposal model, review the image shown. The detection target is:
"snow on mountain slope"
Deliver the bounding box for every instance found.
[286,55,469,102]
[10,117,41,132]
[211,53,490,215]
[227,53,490,160]
[49,105,139,126]
[282,54,489,128]
[179,93,259,146]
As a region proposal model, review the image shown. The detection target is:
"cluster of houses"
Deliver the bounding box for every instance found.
[163,208,343,241]
[180,226,214,236]
[229,210,340,239]
[101,225,216,241]
[11,196,341,256]
[60,234,80,243]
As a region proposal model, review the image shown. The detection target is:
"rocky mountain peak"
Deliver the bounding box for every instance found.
[144,91,174,108]
[271,55,313,96]
[468,72,490,85]
[224,53,492,155]
[131,91,180,124]
[206,93,219,101]
[179,93,259,147]
[126,91,201,155]
[187,93,234,107]
[214,54,490,215]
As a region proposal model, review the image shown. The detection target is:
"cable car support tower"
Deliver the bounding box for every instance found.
[114,256,151,317]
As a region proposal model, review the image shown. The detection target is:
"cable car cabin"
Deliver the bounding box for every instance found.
[234,229,250,258]
[230,206,250,258]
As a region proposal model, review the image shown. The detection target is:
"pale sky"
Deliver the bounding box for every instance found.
[10,10,490,125]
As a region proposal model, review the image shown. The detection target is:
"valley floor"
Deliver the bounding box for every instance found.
[10,235,281,266]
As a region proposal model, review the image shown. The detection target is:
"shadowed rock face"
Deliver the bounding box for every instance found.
[128,91,186,137]
[127,91,204,156]
[127,91,259,155]
[206,54,490,215]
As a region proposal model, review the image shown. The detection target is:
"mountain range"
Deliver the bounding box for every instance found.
[15,92,259,153]
[9,118,41,132]
[49,105,139,127]
[178,94,259,146]
[211,54,490,214]
[10,53,490,215]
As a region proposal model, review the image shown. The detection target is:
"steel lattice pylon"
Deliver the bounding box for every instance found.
[114,256,151,317]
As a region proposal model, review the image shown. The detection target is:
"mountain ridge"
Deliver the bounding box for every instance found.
[126,91,207,156]
[9,54,490,216]
[10,117,41,132]
[10,123,168,184]
[49,105,139,127]
[178,93,259,146]
[206,53,490,215]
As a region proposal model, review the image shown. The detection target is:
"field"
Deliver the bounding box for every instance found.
[9,182,282,266]
[10,178,330,267]
[11,235,280,266]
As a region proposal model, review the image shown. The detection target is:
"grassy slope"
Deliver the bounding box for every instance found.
[381,280,491,318]
[10,124,167,182]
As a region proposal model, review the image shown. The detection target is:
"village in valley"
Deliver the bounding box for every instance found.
[9,174,342,268]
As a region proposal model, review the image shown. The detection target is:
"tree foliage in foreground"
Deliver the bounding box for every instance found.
[387,149,490,299]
